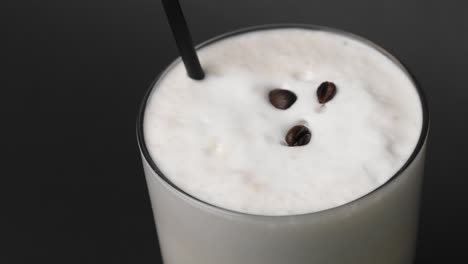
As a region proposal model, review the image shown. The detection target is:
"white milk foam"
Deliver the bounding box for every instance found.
[144,28,422,216]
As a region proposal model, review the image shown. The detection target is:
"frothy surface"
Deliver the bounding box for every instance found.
[143,28,422,216]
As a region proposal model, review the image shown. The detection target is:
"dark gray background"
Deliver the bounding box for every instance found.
[2,0,466,263]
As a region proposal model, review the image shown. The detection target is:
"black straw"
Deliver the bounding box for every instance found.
[161,0,205,80]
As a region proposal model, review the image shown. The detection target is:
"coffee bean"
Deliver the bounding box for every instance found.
[269,89,297,110]
[285,125,311,146]
[316,81,337,104]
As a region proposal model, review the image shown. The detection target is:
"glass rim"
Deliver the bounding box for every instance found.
[136,23,430,218]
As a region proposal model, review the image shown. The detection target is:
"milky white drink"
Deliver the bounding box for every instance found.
[143,28,422,215]
[139,26,428,264]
